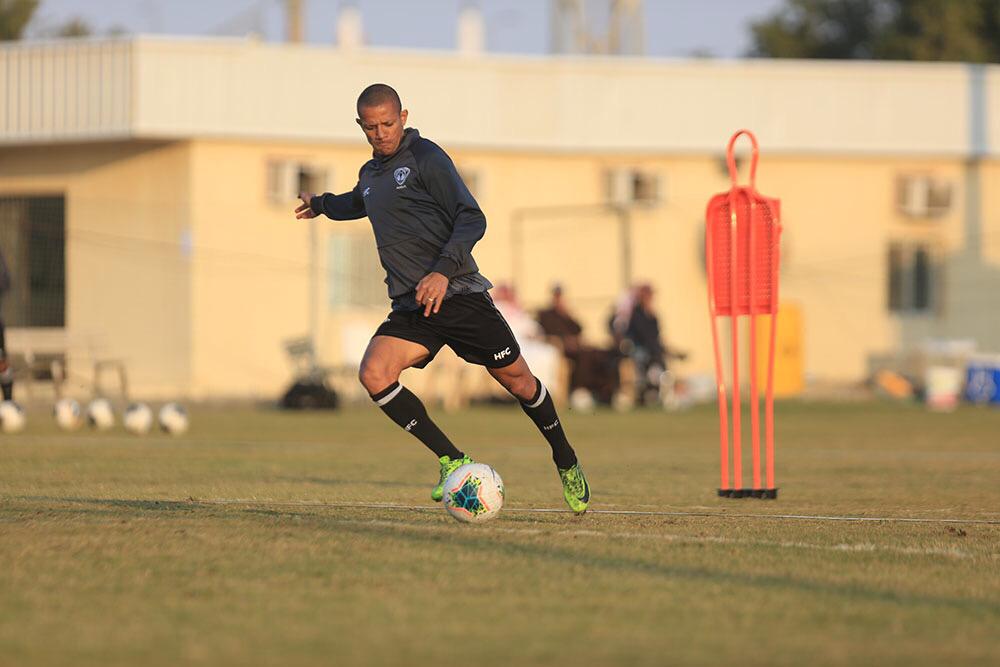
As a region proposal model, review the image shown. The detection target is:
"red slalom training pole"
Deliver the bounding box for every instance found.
[705,130,782,499]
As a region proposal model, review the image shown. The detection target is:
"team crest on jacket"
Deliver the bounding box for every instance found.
[394,167,411,188]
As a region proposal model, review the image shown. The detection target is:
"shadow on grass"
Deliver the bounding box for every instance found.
[342,515,1000,616]
[6,495,999,618]
[301,511,1000,619]
[275,476,423,489]
[5,496,203,513]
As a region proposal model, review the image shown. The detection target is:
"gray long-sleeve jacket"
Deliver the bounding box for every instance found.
[310,128,492,311]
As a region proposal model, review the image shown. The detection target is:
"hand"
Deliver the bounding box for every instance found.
[295,192,318,219]
[415,272,448,317]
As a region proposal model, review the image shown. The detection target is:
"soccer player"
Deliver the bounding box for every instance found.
[294,84,590,514]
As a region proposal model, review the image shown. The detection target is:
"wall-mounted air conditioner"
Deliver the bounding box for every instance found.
[896,175,951,219]
[606,168,662,207]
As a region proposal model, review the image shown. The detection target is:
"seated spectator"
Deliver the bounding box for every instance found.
[491,284,561,395]
[624,283,687,406]
[536,285,620,405]
[537,284,583,355]
[608,286,637,350]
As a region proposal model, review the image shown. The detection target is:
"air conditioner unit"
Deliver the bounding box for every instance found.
[266,161,329,205]
[267,161,298,204]
[606,169,661,206]
[897,176,951,219]
[717,153,744,178]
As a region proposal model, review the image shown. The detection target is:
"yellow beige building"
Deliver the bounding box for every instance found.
[1,36,998,400]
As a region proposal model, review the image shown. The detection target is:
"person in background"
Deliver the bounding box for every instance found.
[492,283,563,395]
[0,249,13,401]
[624,283,686,406]
[608,285,637,350]
[492,283,544,343]
[537,285,620,405]
[536,284,583,355]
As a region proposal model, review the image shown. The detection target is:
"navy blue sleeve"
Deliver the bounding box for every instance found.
[415,144,486,278]
[310,183,366,220]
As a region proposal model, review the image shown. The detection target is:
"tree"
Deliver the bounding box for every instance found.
[0,0,38,41]
[750,0,1000,63]
[881,0,991,62]
[53,17,92,38]
[749,0,891,59]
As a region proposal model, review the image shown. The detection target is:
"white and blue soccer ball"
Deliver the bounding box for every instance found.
[86,398,115,430]
[53,398,82,431]
[442,463,505,524]
[0,400,26,433]
[158,402,189,436]
[123,403,154,435]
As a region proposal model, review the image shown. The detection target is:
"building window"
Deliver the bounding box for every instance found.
[0,196,66,328]
[327,233,386,308]
[888,241,938,314]
[267,161,329,205]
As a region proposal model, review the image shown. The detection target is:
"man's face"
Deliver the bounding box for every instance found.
[357,103,408,157]
[639,287,654,309]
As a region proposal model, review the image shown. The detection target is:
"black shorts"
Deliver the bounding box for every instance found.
[373,292,521,369]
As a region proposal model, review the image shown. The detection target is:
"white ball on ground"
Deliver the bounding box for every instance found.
[569,387,596,413]
[611,391,634,413]
[53,398,82,431]
[123,403,154,435]
[158,402,189,435]
[0,400,26,433]
[442,463,505,524]
[87,398,115,430]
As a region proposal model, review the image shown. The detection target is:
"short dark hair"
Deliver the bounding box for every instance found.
[357,83,401,115]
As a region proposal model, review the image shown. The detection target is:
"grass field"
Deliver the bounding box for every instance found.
[2,401,999,666]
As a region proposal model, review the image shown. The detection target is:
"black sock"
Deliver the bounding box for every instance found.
[371,382,463,460]
[520,378,578,469]
[0,363,11,402]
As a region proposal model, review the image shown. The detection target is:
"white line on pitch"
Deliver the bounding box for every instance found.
[189,498,1000,525]
[281,517,978,560]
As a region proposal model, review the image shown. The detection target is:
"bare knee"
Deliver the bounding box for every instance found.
[491,366,537,402]
[509,375,538,401]
[358,361,399,396]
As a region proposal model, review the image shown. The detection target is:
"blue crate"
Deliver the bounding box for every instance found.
[965,356,1000,405]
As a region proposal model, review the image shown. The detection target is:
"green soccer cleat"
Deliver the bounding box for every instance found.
[432,454,473,502]
[558,463,591,514]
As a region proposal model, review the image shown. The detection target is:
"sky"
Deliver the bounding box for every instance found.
[26,0,787,59]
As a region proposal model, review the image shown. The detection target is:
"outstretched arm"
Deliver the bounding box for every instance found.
[295,184,366,221]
